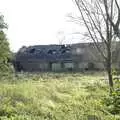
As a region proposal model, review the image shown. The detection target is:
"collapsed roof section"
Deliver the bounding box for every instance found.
[15,44,72,62]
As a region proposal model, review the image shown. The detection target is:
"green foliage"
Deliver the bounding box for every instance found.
[112,69,120,76]
[0,72,119,120]
[0,14,11,75]
[104,79,120,115]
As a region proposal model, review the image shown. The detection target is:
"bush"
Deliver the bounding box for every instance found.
[104,79,120,115]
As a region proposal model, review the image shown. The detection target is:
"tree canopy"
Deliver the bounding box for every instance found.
[0,14,11,74]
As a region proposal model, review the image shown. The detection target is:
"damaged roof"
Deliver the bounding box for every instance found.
[15,44,72,62]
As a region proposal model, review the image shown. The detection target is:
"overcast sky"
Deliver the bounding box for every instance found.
[0,0,84,52]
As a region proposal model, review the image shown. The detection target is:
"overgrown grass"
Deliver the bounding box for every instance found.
[0,72,120,120]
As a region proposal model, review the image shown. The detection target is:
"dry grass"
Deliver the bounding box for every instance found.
[0,72,119,120]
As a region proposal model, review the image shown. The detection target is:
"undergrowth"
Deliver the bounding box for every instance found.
[0,72,119,120]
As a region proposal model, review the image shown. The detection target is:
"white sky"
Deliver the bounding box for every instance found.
[0,0,84,52]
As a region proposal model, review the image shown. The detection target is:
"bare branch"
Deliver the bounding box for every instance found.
[75,0,107,60]
[115,0,120,27]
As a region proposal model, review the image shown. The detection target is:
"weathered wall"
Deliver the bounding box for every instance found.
[64,62,74,69]
[19,61,49,71]
[78,62,88,69]
[51,63,62,71]
[94,62,105,69]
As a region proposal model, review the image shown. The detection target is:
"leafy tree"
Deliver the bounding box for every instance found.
[0,14,11,74]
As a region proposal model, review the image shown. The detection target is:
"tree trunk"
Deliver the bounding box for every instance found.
[107,62,113,87]
[107,45,114,90]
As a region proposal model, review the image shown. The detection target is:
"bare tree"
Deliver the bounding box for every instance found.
[73,0,120,89]
[103,0,120,38]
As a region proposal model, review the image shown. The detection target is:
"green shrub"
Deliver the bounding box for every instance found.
[104,79,120,115]
[0,15,12,77]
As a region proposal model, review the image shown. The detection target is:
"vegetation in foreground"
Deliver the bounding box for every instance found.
[0,72,119,120]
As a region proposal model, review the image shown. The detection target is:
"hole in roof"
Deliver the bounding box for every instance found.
[29,48,35,53]
[48,50,57,54]
[66,49,70,53]
[61,45,65,49]
[61,49,70,54]
[48,50,52,54]
[61,50,66,54]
